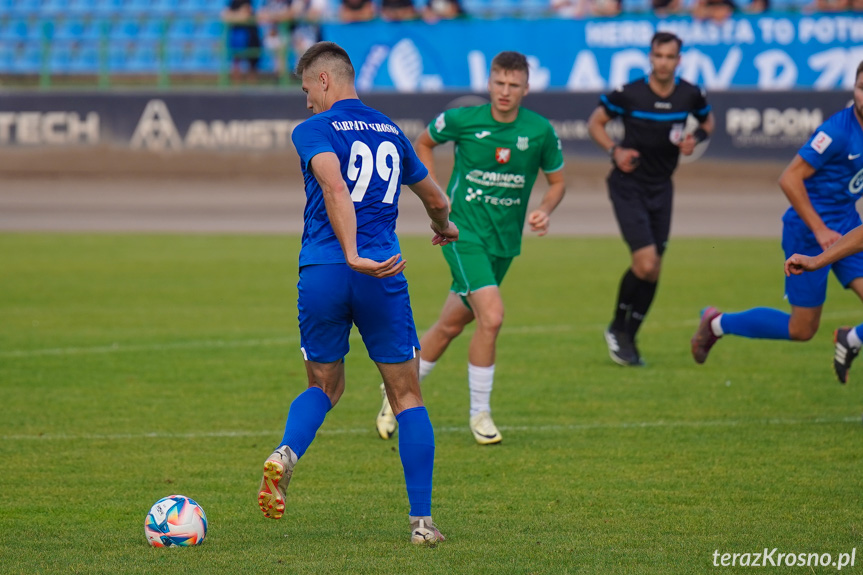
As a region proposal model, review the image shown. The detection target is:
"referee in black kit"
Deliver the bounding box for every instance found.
[588,31,714,367]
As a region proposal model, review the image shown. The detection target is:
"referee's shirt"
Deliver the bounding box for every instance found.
[599,77,711,184]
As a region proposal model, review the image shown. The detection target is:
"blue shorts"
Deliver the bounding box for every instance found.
[782,212,863,308]
[297,264,420,364]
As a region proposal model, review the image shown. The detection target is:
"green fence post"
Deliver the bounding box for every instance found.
[98,19,110,89]
[279,21,291,88]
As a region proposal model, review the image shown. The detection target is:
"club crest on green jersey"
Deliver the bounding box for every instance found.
[517,136,529,151]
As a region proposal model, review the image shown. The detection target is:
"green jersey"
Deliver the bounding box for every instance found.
[429,103,564,257]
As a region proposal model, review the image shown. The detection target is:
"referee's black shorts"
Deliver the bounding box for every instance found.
[607,170,673,256]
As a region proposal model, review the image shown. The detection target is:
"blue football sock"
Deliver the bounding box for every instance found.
[397,406,435,517]
[720,307,791,340]
[854,325,863,344]
[279,386,332,459]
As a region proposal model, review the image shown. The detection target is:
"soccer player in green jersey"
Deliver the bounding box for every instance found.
[375,51,567,444]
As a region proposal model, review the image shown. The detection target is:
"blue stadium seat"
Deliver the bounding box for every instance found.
[126,43,160,72]
[10,0,44,15]
[53,17,95,39]
[176,0,218,15]
[111,17,141,38]
[199,18,225,39]
[0,43,13,72]
[48,47,73,72]
[0,18,34,40]
[139,18,167,39]
[190,41,221,71]
[67,0,98,14]
[166,18,196,38]
[11,43,43,72]
[67,43,100,71]
[41,0,70,15]
[92,0,125,15]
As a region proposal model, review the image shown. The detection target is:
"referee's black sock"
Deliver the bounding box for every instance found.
[610,269,640,332]
[627,277,658,339]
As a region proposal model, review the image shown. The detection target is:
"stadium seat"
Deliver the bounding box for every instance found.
[10,0,44,15]
[67,43,100,72]
[111,17,141,38]
[0,18,33,40]
[138,18,167,39]
[199,19,225,40]
[166,18,196,39]
[92,0,125,15]
[67,0,98,14]
[41,0,70,15]
[53,17,92,39]
[0,43,13,72]
[126,44,160,72]
[11,43,43,72]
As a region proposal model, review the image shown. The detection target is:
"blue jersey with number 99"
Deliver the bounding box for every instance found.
[291,99,429,267]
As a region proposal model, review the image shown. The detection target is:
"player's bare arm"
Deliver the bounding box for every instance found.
[407,174,459,246]
[528,169,566,236]
[779,154,840,251]
[414,129,442,186]
[311,151,406,278]
[588,106,639,172]
[679,112,715,156]
[786,224,863,276]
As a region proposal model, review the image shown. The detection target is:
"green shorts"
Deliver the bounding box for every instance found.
[442,239,513,297]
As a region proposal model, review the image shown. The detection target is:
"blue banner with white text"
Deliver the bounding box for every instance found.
[323,14,863,92]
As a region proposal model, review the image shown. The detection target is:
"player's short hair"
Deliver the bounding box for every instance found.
[650,31,683,54]
[295,41,355,82]
[857,60,863,80]
[491,51,529,80]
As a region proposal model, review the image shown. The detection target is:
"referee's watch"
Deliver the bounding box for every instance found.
[608,144,617,162]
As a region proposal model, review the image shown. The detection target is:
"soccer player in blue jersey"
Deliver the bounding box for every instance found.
[255,41,457,545]
[693,61,863,384]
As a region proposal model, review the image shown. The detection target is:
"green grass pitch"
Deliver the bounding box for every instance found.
[1,233,862,574]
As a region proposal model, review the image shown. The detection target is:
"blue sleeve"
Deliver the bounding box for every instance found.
[291,120,334,167]
[400,132,429,186]
[798,116,846,172]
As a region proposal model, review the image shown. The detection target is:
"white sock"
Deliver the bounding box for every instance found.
[419,358,436,382]
[848,328,862,349]
[468,363,494,416]
[711,314,724,337]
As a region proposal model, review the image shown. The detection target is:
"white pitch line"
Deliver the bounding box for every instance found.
[1,415,857,442]
[2,309,861,359]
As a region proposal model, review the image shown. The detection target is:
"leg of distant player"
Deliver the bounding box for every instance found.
[463,286,504,444]
[627,246,661,340]
[831,278,863,383]
[376,293,473,440]
[420,292,476,366]
[605,178,671,367]
[606,246,659,367]
[258,359,341,520]
[691,305,817,364]
[377,357,445,545]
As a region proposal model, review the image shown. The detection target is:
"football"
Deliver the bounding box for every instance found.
[144,495,208,547]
